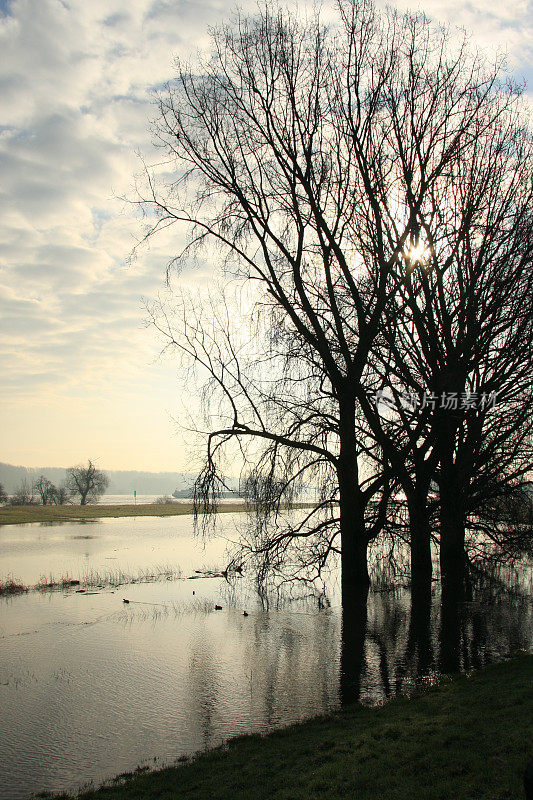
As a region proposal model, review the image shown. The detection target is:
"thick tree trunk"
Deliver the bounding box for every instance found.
[407,492,433,594]
[340,520,369,595]
[439,476,467,600]
[408,581,433,676]
[338,394,370,598]
[408,506,433,677]
[439,455,467,670]
[437,416,468,599]
[440,576,462,673]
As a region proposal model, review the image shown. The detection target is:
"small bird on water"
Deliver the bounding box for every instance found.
[123,599,130,604]
[214,604,223,610]
[243,611,249,617]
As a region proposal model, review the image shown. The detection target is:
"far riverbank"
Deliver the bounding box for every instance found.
[0,502,314,526]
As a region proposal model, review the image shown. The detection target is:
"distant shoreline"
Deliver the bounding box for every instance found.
[0,502,314,526]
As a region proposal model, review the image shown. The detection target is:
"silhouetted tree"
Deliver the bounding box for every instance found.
[143,0,532,596]
[370,82,533,595]
[66,460,109,505]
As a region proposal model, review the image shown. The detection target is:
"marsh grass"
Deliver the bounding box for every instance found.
[35,574,79,591]
[1,564,184,596]
[0,575,28,596]
[80,563,182,588]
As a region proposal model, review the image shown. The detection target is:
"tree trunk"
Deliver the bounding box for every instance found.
[439,451,467,668]
[439,476,467,600]
[340,517,369,595]
[408,581,433,676]
[408,494,433,669]
[407,491,433,594]
[439,576,462,673]
[437,415,468,599]
[338,394,370,598]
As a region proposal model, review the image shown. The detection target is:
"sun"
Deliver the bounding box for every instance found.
[407,241,427,263]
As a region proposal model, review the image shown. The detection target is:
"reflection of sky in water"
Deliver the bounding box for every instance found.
[0,516,531,800]
[0,514,235,586]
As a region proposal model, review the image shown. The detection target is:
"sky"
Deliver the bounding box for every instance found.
[0,0,531,472]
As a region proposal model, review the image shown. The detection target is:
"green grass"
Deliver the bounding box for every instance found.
[45,654,532,800]
[0,502,314,526]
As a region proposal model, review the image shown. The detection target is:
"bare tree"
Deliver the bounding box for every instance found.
[66,461,109,506]
[9,479,36,506]
[51,485,70,506]
[369,78,533,595]
[0,483,7,504]
[33,475,57,506]
[143,0,531,597]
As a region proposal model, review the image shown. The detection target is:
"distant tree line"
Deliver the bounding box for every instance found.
[0,461,109,506]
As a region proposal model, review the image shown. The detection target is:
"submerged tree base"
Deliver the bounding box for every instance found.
[46,654,532,800]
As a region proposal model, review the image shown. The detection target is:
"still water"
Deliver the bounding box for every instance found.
[0,514,531,800]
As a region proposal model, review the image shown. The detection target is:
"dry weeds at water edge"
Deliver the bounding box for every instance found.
[0,575,28,595]
[0,565,183,596]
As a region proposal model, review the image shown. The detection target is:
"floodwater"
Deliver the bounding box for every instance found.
[0,514,531,800]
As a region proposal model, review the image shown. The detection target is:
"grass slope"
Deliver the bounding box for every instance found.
[47,654,532,800]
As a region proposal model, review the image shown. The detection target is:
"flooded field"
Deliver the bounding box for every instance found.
[0,514,531,800]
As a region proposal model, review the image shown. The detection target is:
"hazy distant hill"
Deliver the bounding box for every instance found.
[0,462,199,495]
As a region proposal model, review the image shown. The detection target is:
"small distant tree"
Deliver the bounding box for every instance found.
[10,479,36,505]
[66,460,109,505]
[0,483,7,504]
[33,475,57,505]
[155,495,176,505]
[51,485,70,506]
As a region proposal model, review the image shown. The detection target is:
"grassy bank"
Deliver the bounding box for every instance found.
[46,654,532,800]
[0,502,241,525]
[0,502,311,526]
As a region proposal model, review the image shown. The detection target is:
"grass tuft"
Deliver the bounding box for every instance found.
[0,575,28,596]
[2,565,184,596]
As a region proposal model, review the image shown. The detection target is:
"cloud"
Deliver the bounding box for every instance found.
[0,0,531,469]
[388,0,533,88]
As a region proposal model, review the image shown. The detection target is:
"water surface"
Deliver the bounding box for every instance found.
[0,515,531,800]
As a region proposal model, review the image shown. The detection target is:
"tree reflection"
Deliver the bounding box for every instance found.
[336,566,531,705]
[340,587,369,706]
[439,582,462,674]
[218,558,531,719]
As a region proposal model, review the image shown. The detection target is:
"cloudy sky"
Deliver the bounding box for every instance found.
[0,0,531,472]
